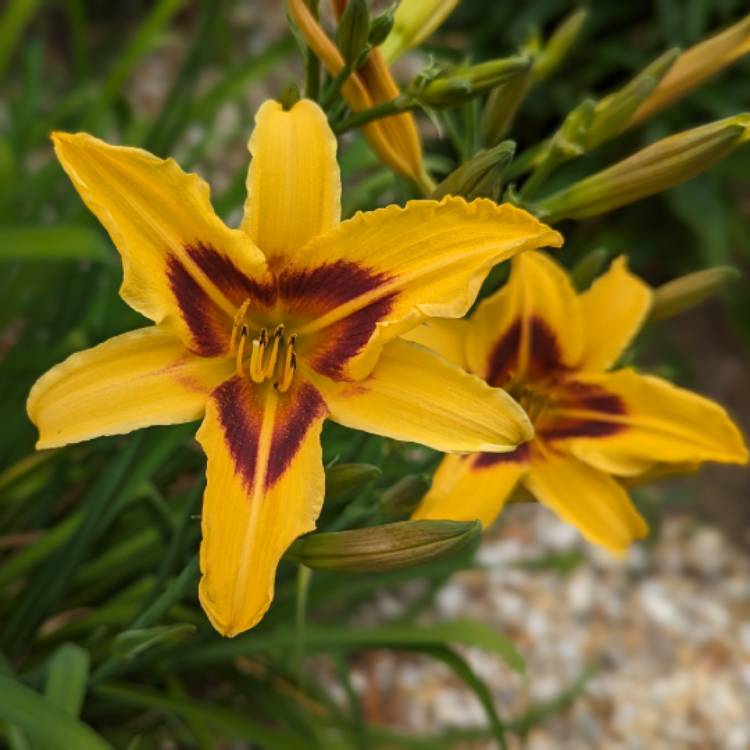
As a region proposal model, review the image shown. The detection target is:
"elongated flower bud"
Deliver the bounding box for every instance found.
[630,13,750,127]
[336,0,370,64]
[285,519,481,571]
[432,141,515,201]
[533,8,588,82]
[369,8,395,47]
[324,462,381,505]
[414,57,531,108]
[531,115,750,222]
[379,474,430,519]
[482,64,533,145]
[649,267,740,322]
[381,0,459,62]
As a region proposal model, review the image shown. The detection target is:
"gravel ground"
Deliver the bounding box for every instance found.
[336,503,750,749]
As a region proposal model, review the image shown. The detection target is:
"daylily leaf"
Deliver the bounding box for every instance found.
[44,643,90,717]
[111,624,196,660]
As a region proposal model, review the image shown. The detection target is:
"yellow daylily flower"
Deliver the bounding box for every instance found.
[410,251,748,553]
[27,98,561,637]
[288,0,433,192]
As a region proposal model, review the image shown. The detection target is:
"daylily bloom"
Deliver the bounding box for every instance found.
[410,251,748,553]
[27,99,561,636]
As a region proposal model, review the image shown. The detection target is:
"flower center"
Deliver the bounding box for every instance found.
[510,381,550,427]
[229,299,297,392]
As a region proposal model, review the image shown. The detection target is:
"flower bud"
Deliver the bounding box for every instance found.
[571,248,610,291]
[533,8,588,82]
[630,13,750,127]
[381,0,459,62]
[285,519,481,572]
[649,267,740,322]
[324,462,381,505]
[369,7,395,47]
[336,0,370,64]
[379,474,430,519]
[482,64,533,145]
[531,115,750,222]
[432,141,515,201]
[413,56,531,109]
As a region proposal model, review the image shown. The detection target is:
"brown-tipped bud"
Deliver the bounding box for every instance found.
[432,141,516,201]
[571,248,610,291]
[379,474,430,519]
[381,0,459,62]
[369,7,395,47]
[649,267,740,322]
[412,57,531,109]
[336,0,371,64]
[533,8,588,82]
[629,13,750,127]
[285,519,481,572]
[531,115,750,222]
[324,463,381,505]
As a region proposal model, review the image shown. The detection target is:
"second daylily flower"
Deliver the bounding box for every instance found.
[27,98,560,636]
[410,250,748,552]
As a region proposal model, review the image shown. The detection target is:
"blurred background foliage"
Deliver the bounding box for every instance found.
[0,0,748,748]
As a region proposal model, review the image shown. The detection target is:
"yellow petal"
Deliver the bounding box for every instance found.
[559,369,749,474]
[242,99,341,266]
[524,450,648,553]
[309,338,533,453]
[465,249,582,386]
[294,198,562,380]
[27,326,231,449]
[401,318,471,368]
[52,132,268,355]
[413,450,528,527]
[578,256,652,371]
[196,377,327,637]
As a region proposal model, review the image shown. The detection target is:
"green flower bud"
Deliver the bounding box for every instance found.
[369,7,395,47]
[285,520,481,572]
[379,474,430,519]
[336,0,370,64]
[570,248,610,291]
[649,267,740,322]
[482,65,533,145]
[533,8,588,82]
[531,115,750,222]
[432,141,516,201]
[324,462,381,505]
[413,57,531,109]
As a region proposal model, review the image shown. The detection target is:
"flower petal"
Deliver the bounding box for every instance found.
[309,338,533,453]
[293,198,562,380]
[52,132,268,356]
[524,451,648,553]
[413,450,529,527]
[27,326,231,449]
[241,99,341,266]
[401,318,471,368]
[559,368,749,474]
[578,256,652,371]
[465,250,582,387]
[196,377,327,637]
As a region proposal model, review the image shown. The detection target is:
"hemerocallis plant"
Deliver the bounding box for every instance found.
[26,98,562,637]
[410,250,748,552]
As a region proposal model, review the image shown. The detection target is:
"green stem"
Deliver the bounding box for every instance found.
[333,95,415,134]
[294,564,313,680]
[321,62,353,110]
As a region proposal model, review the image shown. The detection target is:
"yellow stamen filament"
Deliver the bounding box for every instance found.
[262,325,284,378]
[277,335,297,393]
[229,299,252,354]
[235,326,248,377]
[249,329,268,383]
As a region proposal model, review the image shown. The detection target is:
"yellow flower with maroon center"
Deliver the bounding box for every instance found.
[27,98,561,636]
[410,250,748,552]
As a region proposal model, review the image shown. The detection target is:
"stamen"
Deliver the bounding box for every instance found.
[277,334,297,393]
[229,299,251,354]
[249,327,268,383]
[262,324,284,378]
[234,325,248,377]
